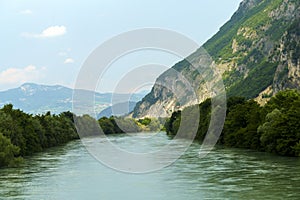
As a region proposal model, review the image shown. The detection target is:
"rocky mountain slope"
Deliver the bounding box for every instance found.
[132,0,300,118]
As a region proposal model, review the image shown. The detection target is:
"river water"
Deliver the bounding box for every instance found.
[0,132,299,200]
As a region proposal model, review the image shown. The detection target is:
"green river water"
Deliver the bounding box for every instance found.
[0,132,299,200]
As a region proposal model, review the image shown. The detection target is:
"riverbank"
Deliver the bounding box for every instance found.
[0,105,164,168]
[165,90,300,157]
[0,106,79,168]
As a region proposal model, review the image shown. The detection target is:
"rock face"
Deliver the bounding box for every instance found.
[132,0,300,118]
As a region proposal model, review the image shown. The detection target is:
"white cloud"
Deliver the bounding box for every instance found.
[0,65,46,86]
[64,58,74,64]
[20,9,33,15]
[22,25,67,38]
[40,26,66,37]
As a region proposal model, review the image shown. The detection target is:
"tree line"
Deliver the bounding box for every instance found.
[75,115,163,137]
[0,105,163,168]
[165,90,300,156]
[0,105,78,167]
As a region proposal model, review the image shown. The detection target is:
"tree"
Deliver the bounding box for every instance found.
[263,89,300,114]
[0,133,22,167]
[259,104,300,156]
[222,100,262,149]
[98,117,115,135]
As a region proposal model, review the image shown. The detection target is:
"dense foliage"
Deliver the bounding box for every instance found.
[0,105,79,167]
[75,115,163,137]
[165,90,300,156]
[98,116,162,134]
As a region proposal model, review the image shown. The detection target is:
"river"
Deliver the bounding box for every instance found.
[0,132,299,200]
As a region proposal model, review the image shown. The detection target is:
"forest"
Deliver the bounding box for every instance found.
[165,90,300,156]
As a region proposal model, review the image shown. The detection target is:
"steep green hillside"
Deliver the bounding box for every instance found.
[133,0,300,118]
[204,0,299,98]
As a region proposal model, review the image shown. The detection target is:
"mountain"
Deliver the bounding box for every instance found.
[132,0,300,118]
[0,83,145,114]
[97,101,137,119]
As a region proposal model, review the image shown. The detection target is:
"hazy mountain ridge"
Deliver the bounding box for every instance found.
[0,83,145,115]
[97,101,137,119]
[132,0,300,118]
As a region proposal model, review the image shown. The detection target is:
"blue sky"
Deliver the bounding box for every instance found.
[0,0,242,92]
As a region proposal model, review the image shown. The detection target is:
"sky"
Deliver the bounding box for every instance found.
[0,0,242,93]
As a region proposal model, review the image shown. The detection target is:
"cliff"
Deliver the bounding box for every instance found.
[133,0,300,118]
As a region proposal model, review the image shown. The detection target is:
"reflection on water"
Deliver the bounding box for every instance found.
[0,132,299,200]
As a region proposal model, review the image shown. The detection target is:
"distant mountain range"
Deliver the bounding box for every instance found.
[97,101,137,119]
[0,83,146,115]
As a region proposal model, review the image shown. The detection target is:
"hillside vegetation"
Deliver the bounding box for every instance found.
[133,0,300,118]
